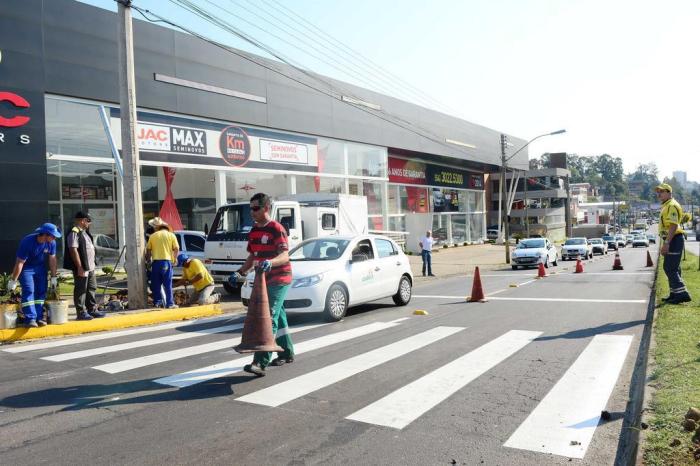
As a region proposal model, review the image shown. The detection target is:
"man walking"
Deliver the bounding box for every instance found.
[174,253,219,305]
[657,183,692,304]
[145,217,179,308]
[64,212,105,320]
[419,230,435,277]
[237,193,294,377]
[8,223,60,328]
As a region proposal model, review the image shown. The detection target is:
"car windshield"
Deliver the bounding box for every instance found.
[207,204,253,242]
[564,239,586,245]
[591,239,603,244]
[603,235,614,241]
[516,239,545,249]
[289,238,350,261]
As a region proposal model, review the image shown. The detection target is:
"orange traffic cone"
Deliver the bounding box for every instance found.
[646,250,654,267]
[537,262,547,278]
[234,270,283,354]
[575,258,584,273]
[612,252,624,271]
[467,266,487,302]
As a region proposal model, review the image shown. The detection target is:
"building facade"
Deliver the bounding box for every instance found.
[0,0,528,270]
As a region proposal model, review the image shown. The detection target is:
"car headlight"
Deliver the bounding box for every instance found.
[292,273,324,288]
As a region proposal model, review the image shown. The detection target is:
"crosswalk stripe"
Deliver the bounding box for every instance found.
[503,334,633,459]
[236,326,465,408]
[2,315,238,353]
[155,319,406,388]
[42,323,244,362]
[93,322,329,374]
[346,330,541,429]
[412,295,646,303]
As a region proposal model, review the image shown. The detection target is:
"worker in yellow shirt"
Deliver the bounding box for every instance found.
[145,217,179,308]
[174,253,220,305]
[656,183,692,304]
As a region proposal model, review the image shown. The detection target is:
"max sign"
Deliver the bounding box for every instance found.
[136,122,207,155]
[0,91,31,145]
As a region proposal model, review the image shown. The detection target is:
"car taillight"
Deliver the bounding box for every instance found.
[204,259,212,264]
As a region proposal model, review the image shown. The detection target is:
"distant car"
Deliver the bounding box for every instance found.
[589,238,608,255]
[646,233,656,244]
[615,235,626,248]
[241,235,413,322]
[632,235,649,248]
[602,235,618,251]
[561,237,593,260]
[511,238,558,270]
[173,230,206,276]
[93,233,120,266]
[625,234,634,244]
[486,229,499,240]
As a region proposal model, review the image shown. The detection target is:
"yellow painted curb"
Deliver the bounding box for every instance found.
[509,284,518,287]
[0,304,223,343]
[413,309,429,316]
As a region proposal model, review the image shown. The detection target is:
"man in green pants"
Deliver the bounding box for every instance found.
[237,192,294,377]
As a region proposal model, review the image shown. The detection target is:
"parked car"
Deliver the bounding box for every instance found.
[632,235,650,248]
[561,237,593,260]
[589,238,608,255]
[486,229,499,241]
[615,235,626,248]
[93,233,121,266]
[646,233,656,244]
[241,235,413,322]
[173,230,206,276]
[602,235,618,251]
[511,238,558,270]
[625,234,634,245]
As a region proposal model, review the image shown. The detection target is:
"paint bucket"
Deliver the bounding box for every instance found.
[0,303,18,329]
[47,300,69,325]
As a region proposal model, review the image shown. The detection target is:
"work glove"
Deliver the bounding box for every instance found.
[258,260,272,272]
[50,276,58,288]
[227,272,241,288]
[8,279,18,292]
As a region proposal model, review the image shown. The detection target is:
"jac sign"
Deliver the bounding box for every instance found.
[0,91,31,145]
[136,122,207,154]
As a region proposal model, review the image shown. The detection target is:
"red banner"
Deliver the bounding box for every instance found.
[388,157,427,185]
[159,167,184,231]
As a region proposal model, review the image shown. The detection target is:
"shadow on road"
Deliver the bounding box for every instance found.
[535,319,645,341]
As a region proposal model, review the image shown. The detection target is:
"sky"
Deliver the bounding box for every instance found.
[79,0,700,182]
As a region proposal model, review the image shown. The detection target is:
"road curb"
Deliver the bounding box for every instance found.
[0,304,224,343]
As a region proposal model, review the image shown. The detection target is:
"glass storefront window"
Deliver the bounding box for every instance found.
[225,171,291,204]
[45,97,111,158]
[469,213,484,241]
[400,186,429,214]
[295,174,344,194]
[451,214,467,243]
[317,138,345,175]
[432,188,466,213]
[347,143,387,178]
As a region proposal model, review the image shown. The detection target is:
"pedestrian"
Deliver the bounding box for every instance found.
[145,217,179,308]
[419,230,435,276]
[656,183,692,304]
[237,192,294,377]
[64,212,106,320]
[7,223,60,328]
[174,253,219,305]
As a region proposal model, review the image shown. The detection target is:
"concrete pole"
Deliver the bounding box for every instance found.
[501,134,510,264]
[564,174,572,237]
[118,1,147,309]
[524,169,530,237]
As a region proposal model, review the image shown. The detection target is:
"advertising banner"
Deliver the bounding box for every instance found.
[388,157,427,185]
[389,157,475,190]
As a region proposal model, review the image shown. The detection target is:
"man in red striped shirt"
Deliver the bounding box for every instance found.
[239,193,295,377]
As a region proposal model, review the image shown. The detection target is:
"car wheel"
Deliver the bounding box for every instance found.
[544,258,549,269]
[324,284,348,322]
[392,275,412,306]
[223,282,239,295]
[241,298,249,307]
[512,265,518,270]
[553,256,558,267]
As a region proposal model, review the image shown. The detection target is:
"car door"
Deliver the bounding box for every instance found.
[184,233,205,260]
[348,238,381,303]
[373,238,402,297]
[546,239,557,263]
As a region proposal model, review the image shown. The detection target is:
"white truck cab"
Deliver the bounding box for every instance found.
[204,193,368,293]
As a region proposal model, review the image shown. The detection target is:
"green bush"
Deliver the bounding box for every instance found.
[442,244,449,249]
[102,266,114,275]
[463,242,468,246]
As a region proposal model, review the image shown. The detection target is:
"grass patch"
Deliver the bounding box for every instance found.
[643,251,700,465]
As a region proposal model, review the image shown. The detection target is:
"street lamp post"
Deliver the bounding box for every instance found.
[500,129,566,264]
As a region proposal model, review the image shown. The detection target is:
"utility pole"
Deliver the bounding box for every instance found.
[501,134,511,264]
[118,0,147,309]
[564,173,572,237]
[524,169,530,238]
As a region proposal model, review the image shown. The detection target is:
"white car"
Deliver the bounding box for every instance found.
[173,230,206,276]
[511,238,558,270]
[632,234,650,248]
[241,235,413,321]
[561,237,593,260]
[589,238,608,255]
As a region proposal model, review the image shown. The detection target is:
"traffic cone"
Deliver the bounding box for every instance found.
[575,258,584,273]
[646,250,654,267]
[537,262,547,278]
[234,270,283,354]
[612,252,624,271]
[467,266,487,302]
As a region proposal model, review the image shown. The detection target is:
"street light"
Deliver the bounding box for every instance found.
[500,129,566,264]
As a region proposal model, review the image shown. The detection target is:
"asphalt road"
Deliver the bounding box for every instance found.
[0,245,657,465]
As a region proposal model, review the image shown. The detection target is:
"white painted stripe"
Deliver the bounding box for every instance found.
[413,295,645,303]
[2,315,237,353]
[156,320,405,388]
[237,326,465,407]
[43,323,244,362]
[504,334,633,459]
[93,322,328,374]
[553,272,653,276]
[347,330,540,429]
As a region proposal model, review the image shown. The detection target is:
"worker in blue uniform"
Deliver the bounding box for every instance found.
[7,223,61,328]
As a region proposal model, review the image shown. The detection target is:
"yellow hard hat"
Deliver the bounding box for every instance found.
[655,183,673,193]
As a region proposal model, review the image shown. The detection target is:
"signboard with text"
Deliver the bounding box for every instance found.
[388,157,477,190]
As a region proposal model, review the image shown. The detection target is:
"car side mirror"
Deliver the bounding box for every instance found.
[351,254,366,263]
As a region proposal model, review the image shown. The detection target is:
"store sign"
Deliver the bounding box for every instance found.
[0,91,32,145]
[219,126,251,167]
[172,127,206,154]
[426,165,469,189]
[388,157,426,184]
[136,123,207,154]
[260,139,308,164]
[469,174,484,189]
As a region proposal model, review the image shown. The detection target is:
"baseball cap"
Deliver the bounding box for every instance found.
[35,222,62,238]
[177,253,190,267]
[655,183,673,193]
[74,211,92,221]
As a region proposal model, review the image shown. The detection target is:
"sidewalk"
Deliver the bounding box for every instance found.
[408,243,507,283]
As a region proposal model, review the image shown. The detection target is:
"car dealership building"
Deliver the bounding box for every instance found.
[0,0,528,270]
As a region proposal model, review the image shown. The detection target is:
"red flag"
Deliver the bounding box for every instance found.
[159,167,184,231]
[314,146,326,192]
